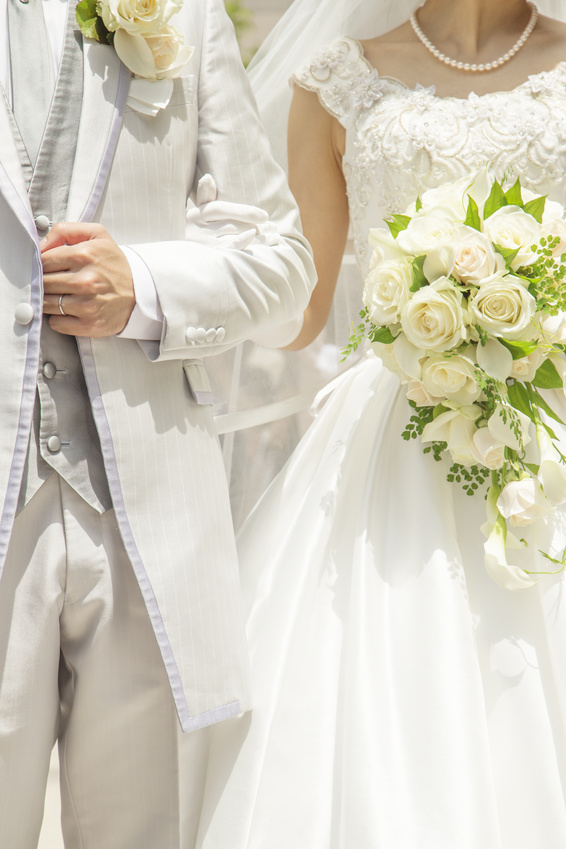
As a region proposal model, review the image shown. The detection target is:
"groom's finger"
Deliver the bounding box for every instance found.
[40,221,107,252]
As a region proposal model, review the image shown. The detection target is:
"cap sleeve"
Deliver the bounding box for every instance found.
[291,37,371,126]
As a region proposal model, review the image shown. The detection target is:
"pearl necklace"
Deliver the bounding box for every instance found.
[410,3,538,73]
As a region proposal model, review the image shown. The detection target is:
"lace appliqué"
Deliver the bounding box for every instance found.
[294,37,566,277]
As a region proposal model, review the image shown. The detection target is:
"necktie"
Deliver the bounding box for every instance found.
[7,0,55,165]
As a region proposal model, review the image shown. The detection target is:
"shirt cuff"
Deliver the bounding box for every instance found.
[117,246,164,341]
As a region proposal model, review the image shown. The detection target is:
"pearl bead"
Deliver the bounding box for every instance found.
[410,3,537,74]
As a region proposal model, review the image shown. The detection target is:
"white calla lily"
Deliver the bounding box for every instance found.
[483,484,538,590]
[476,338,513,381]
[537,423,566,504]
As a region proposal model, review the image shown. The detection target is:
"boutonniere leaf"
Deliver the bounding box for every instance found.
[76,0,113,46]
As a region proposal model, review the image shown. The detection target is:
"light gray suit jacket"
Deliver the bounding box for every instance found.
[0,0,315,731]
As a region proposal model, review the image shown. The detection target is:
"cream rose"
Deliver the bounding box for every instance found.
[405,380,442,406]
[421,354,481,405]
[363,259,413,326]
[451,226,498,284]
[114,26,193,79]
[482,206,539,270]
[468,273,536,340]
[510,348,545,382]
[396,208,457,255]
[400,277,468,352]
[539,311,566,343]
[497,479,547,527]
[99,0,181,34]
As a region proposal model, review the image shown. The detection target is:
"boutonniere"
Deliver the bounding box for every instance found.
[76,0,194,80]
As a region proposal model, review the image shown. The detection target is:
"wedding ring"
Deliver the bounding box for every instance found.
[58,294,67,316]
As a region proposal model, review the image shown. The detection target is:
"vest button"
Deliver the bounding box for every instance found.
[42,362,57,379]
[47,435,62,453]
[14,303,34,325]
[35,214,51,232]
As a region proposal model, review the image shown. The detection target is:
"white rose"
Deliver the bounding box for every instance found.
[522,189,565,224]
[405,380,442,407]
[540,311,566,343]
[368,228,406,263]
[421,404,482,466]
[114,26,193,79]
[396,208,456,255]
[400,277,468,352]
[497,478,547,527]
[482,206,539,270]
[468,273,536,340]
[510,348,545,382]
[451,225,498,283]
[363,259,413,326]
[472,427,505,470]
[421,354,481,405]
[99,0,180,34]
[540,218,566,257]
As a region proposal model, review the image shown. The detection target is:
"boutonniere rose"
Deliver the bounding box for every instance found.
[76,0,193,80]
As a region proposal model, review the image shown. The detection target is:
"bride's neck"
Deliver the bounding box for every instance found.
[416,0,533,56]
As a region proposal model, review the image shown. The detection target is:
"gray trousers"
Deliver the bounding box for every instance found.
[0,473,211,849]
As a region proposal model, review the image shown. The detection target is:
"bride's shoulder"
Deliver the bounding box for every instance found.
[292,36,373,122]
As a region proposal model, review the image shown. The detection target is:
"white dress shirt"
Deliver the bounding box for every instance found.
[0,0,164,340]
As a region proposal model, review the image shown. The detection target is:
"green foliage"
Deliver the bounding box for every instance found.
[76,0,113,44]
[385,214,411,239]
[447,462,490,496]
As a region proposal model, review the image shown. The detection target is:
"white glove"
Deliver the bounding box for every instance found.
[186,174,280,250]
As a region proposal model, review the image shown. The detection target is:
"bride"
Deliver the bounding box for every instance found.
[200,1,566,846]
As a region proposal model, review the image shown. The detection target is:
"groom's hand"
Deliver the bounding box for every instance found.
[41,222,135,337]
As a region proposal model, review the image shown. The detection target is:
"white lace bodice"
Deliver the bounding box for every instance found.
[293,37,566,274]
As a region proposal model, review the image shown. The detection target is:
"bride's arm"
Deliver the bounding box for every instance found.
[284,86,349,351]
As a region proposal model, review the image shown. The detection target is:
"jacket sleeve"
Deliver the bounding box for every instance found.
[129,0,316,362]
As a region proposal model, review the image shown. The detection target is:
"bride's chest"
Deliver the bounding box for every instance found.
[346,75,566,211]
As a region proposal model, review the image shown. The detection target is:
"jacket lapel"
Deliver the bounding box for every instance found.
[0,90,35,238]
[67,39,131,223]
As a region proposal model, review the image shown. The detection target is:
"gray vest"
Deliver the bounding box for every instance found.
[13,4,111,513]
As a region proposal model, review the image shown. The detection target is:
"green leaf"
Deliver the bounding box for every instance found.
[432,403,449,419]
[523,195,547,224]
[494,244,520,266]
[499,338,539,360]
[385,214,412,239]
[531,358,564,389]
[410,255,427,292]
[504,178,523,207]
[483,179,508,219]
[507,381,535,421]
[76,0,112,44]
[415,196,423,212]
[464,195,482,231]
[369,325,395,344]
[524,462,540,475]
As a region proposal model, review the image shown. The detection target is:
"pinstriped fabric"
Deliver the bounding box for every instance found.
[1,0,315,730]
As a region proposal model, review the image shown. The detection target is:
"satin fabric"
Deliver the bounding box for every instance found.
[202,354,566,848]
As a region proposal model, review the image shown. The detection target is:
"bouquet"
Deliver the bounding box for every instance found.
[347,173,566,590]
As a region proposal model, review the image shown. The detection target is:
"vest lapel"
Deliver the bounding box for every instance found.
[67,40,131,223]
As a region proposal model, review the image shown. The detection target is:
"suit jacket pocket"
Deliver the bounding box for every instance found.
[183,359,214,405]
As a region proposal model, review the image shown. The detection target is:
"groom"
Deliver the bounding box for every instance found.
[0,0,314,846]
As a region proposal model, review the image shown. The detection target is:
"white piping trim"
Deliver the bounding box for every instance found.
[0,163,42,571]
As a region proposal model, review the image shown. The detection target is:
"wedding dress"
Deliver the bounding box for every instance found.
[201,37,566,849]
